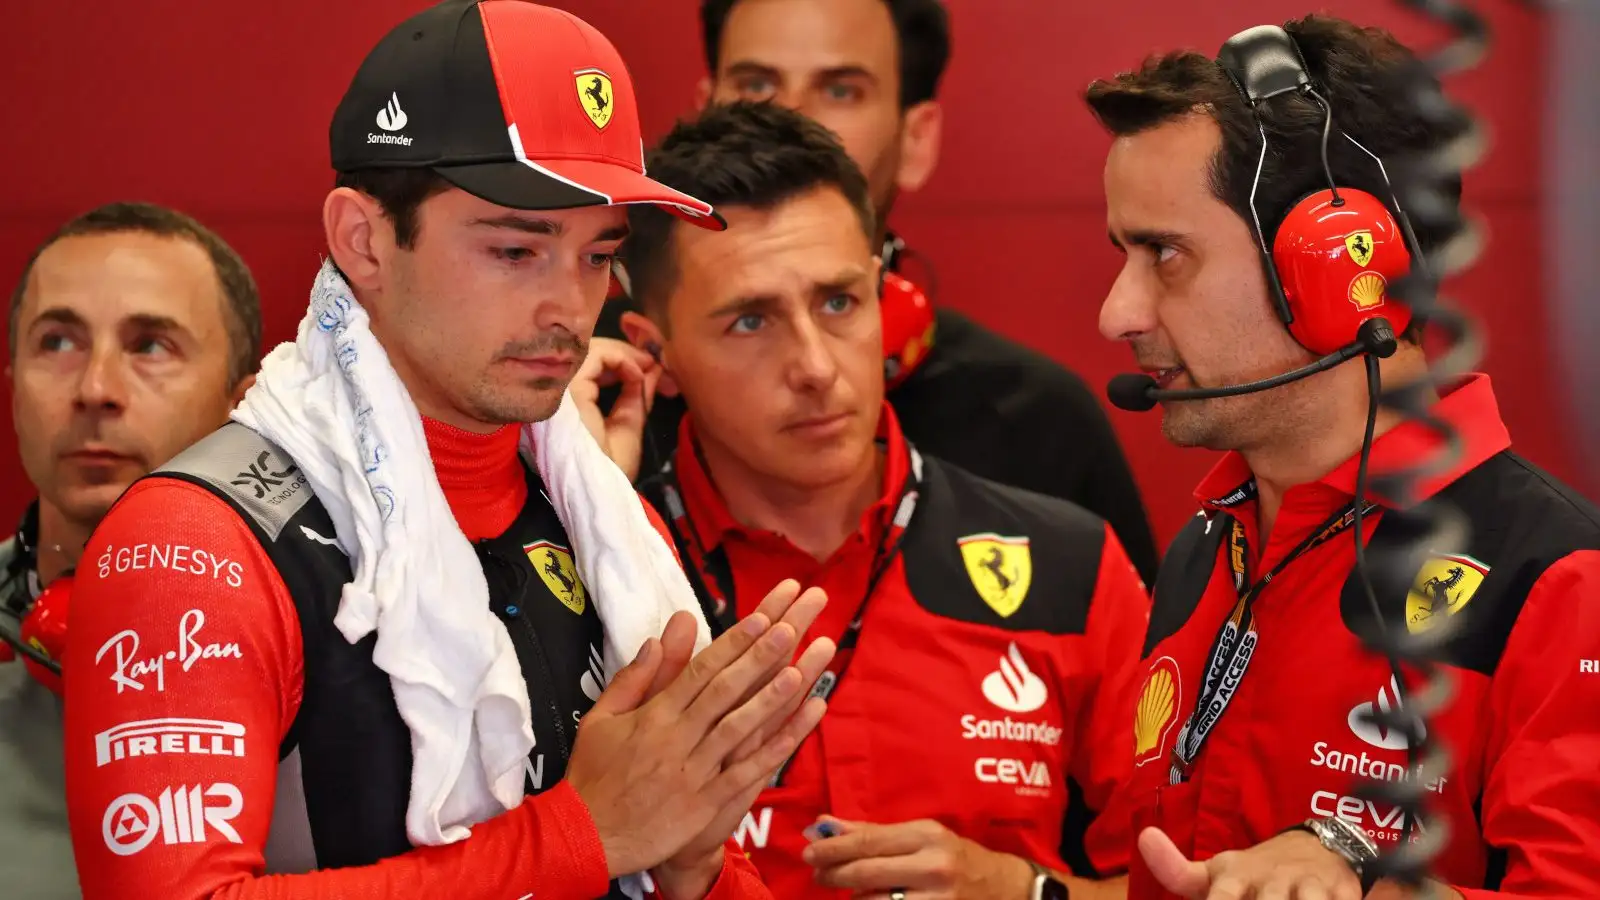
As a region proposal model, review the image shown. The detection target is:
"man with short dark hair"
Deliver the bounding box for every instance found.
[62,4,831,900]
[1087,14,1600,898]
[593,99,1146,900]
[1,200,263,899]
[596,0,1160,584]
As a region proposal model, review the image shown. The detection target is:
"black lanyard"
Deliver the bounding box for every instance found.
[657,443,924,786]
[1168,490,1375,784]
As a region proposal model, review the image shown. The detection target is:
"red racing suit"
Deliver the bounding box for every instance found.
[638,405,1151,897]
[63,418,768,900]
[1121,375,1600,897]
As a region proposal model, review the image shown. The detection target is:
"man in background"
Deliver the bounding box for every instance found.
[598,0,1160,583]
[593,99,1146,900]
[1,201,262,898]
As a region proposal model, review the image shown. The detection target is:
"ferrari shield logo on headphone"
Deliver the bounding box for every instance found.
[1345,231,1375,268]
[575,69,614,130]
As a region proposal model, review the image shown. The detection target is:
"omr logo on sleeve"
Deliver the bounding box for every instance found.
[102,783,243,856]
[1134,656,1181,766]
[94,718,246,767]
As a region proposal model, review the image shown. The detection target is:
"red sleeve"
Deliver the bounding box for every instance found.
[65,478,613,900]
[640,494,684,568]
[1453,549,1600,899]
[649,840,771,899]
[1071,525,1152,876]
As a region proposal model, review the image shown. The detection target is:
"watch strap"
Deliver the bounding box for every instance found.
[1025,860,1070,900]
[1292,818,1381,896]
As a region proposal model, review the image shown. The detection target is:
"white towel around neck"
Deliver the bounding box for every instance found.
[230,260,710,864]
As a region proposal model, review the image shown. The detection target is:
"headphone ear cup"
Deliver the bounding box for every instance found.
[1272,188,1415,355]
[19,576,70,695]
[879,272,936,389]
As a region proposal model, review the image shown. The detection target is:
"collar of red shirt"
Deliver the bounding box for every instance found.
[1194,372,1511,513]
[671,402,912,553]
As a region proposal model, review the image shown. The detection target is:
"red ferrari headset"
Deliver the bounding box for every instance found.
[1,506,72,696]
[878,235,938,390]
[1221,26,1417,355]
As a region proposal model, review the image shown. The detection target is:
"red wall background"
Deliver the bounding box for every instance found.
[0,0,1584,548]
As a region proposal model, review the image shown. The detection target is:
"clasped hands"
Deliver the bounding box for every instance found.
[564,578,836,898]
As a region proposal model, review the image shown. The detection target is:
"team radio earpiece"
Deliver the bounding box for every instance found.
[0,514,72,696]
[880,271,936,390]
[1105,25,1427,414]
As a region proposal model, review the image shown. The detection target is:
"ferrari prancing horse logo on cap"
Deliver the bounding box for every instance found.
[575,69,614,131]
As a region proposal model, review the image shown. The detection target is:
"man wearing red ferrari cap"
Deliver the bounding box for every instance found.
[61,3,833,899]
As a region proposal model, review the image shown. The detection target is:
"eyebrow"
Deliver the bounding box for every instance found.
[469,215,629,243]
[30,307,188,336]
[723,61,877,85]
[705,266,872,319]
[1108,229,1185,250]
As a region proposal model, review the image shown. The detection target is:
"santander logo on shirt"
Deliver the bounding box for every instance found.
[1347,675,1425,751]
[982,642,1048,714]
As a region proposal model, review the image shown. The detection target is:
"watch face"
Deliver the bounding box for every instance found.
[1041,877,1071,900]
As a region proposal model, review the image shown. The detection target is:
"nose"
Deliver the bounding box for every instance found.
[530,257,596,336]
[786,315,841,394]
[1099,261,1159,344]
[73,345,129,414]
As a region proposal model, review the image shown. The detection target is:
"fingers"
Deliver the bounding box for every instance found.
[604,355,653,426]
[588,638,660,718]
[730,635,837,761]
[772,586,828,651]
[651,610,772,714]
[803,821,929,868]
[646,610,700,698]
[1138,827,1210,899]
[681,621,799,737]
[749,579,806,629]
[1296,881,1333,900]
[688,663,804,776]
[703,695,827,808]
[813,850,945,892]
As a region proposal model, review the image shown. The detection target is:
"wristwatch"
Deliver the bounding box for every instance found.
[1026,860,1070,900]
[1294,816,1382,895]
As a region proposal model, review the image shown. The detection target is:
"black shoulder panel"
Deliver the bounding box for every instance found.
[902,455,1106,635]
[1146,512,1228,657]
[1340,451,1600,677]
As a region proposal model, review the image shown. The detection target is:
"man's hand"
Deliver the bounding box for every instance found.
[651,581,837,897]
[566,579,835,883]
[1141,826,1363,900]
[803,816,1036,899]
[570,337,660,480]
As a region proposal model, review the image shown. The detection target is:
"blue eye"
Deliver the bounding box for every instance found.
[730,313,764,334]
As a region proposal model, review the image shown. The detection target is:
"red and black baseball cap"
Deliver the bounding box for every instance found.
[330,0,722,228]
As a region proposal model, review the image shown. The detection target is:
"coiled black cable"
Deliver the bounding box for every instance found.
[1349,0,1491,891]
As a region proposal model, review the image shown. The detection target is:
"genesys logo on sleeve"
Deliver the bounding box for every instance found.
[102,783,243,856]
[94,609,243,694]
[94,718,247,767]
[97,542,245,588]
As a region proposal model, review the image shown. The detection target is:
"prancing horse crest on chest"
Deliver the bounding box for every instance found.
[524,540,588,615]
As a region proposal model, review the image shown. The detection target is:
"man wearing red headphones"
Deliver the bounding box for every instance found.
[592,0,1160,586]
[582,99,1151,900]
[1088,15,1600,899]
[1,201,262,898]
